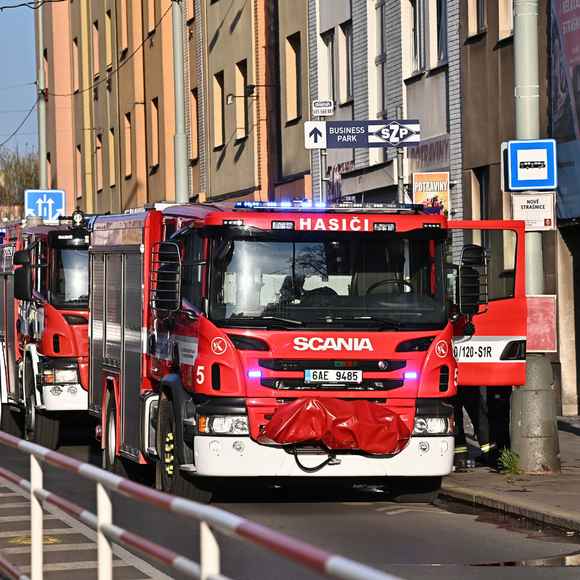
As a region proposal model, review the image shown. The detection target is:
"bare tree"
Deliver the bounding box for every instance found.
[0,149,39,206]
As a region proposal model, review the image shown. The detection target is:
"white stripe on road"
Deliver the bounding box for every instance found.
[0,502,31,509]
[1,543,96,554]
[0,514,58,523]
[0,528,78,538]
[21,561,134,573]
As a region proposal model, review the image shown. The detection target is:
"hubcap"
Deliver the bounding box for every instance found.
[107,411,116,466]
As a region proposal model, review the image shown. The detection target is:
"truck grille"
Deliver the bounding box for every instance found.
[258,359,406,372]
[260,378,404,391]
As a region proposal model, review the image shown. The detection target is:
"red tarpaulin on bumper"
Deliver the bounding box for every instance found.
[260,398,411,455]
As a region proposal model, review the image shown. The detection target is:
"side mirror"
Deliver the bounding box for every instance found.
[13,250,31,266]
[458,244,488,318]
[150,242,182,314]
[14,266,33,301]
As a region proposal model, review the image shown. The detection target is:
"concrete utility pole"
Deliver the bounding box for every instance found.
[36,2,48,189]
[510,0,560,473]
[172,0,189,203]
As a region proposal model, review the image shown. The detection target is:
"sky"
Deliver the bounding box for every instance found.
[0,4,37,153]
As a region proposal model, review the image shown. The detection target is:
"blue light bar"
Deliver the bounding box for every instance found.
[233,201,441,214]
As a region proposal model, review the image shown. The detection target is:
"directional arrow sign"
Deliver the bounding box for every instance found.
[304,121,327,149]
[25,190,66,222]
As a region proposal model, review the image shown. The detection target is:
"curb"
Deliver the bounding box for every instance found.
[440,482,580,533]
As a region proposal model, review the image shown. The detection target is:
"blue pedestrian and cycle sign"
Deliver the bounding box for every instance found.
[305,120,421,150]
[507,139,558,191]
[24,190,66,222]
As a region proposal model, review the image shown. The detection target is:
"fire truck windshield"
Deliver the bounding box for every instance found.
[51,247,89,309]
[209,231,447,330]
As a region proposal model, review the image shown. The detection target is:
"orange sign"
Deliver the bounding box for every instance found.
[412,172,450,214]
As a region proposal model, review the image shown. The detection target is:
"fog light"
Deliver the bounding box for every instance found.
[209,440,222,455]
[50,386,63,397]
[418,441,430,454]
[67,385,78,396]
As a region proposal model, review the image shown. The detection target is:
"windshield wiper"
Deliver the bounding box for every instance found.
[214,316,304,329]
[316,315,401,330]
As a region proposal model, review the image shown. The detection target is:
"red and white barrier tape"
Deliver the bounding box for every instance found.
[0,431,401,580]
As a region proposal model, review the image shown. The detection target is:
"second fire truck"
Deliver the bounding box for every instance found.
[0,211,91,448]
[88,201,527,502]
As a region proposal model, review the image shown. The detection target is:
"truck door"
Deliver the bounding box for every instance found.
[449,221,526,387]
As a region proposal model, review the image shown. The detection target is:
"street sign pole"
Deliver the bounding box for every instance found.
[397,106,405,203]
[510,0,560,474]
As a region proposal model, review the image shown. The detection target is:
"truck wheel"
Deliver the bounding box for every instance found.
[387,476,442,504]
[25,359,60,450]
[103,396,129,478]
[156,393,212,503]
[0,398,23,437]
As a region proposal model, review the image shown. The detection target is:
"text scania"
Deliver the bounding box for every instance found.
[293,337,374,352]
[298,217,372,232]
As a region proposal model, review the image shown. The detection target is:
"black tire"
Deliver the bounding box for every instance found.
[25,359,60,450]
[0,398,23,437]
[103,395,129,478]
[387,476,442,504]
[156,392,212,503]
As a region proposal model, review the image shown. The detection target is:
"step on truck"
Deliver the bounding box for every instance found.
[0,211,91,449]
[89,201,527,502]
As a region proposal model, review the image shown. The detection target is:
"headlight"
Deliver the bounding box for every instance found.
[198,415,249,436]
[54,369,78,384]
[44,369,78,384]
[413,416,454,435]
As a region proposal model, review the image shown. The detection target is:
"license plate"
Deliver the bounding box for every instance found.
[304,369,363,384]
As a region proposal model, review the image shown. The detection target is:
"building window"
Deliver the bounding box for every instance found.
[468,0,486,37]
[120,0,129,53]
[124,112,132,178]
[75,145,82,199]
[150,97,160,169]
[190,88,199,161]
[499,0,514,39]
[340,21,353,103]
[46,152,52,188]
[105,10,113,68]
[92,20,100,77]
[96,134,104,192]
[147,0,157,35]
[186,0,195,22]
[235,60,248,140]
[72,38,80,92]
[436,0,448,64]
[410,0,426,72]
[375,2,386,114]
[213,71,225,148]
[321,30,335,102]
[108,128,116,187]
[285,32,302,122]
[43,49,49,90]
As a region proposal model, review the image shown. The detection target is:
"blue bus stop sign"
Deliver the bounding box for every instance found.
[24,190,66,222]
[507,139,558,191]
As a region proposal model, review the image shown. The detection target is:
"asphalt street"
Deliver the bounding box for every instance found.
[0,430,580,580]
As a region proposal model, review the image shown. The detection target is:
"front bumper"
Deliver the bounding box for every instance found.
[42,384,88,412]
[193,436,454,477]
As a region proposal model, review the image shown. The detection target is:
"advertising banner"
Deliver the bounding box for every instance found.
[412,172,450,214]
[551,0,580,219]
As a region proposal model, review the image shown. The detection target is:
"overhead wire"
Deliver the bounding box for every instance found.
[0,0,66,12]
[0,98,39,148]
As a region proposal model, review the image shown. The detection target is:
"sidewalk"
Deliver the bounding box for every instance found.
[441,417,580,532]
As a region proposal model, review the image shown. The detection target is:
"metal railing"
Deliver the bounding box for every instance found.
[0,430,402,580]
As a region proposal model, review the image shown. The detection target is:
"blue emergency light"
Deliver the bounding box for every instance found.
[234,201,439,214]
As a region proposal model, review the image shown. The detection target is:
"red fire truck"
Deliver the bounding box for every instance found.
[89,202,526,502]
[0,212,90,449]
